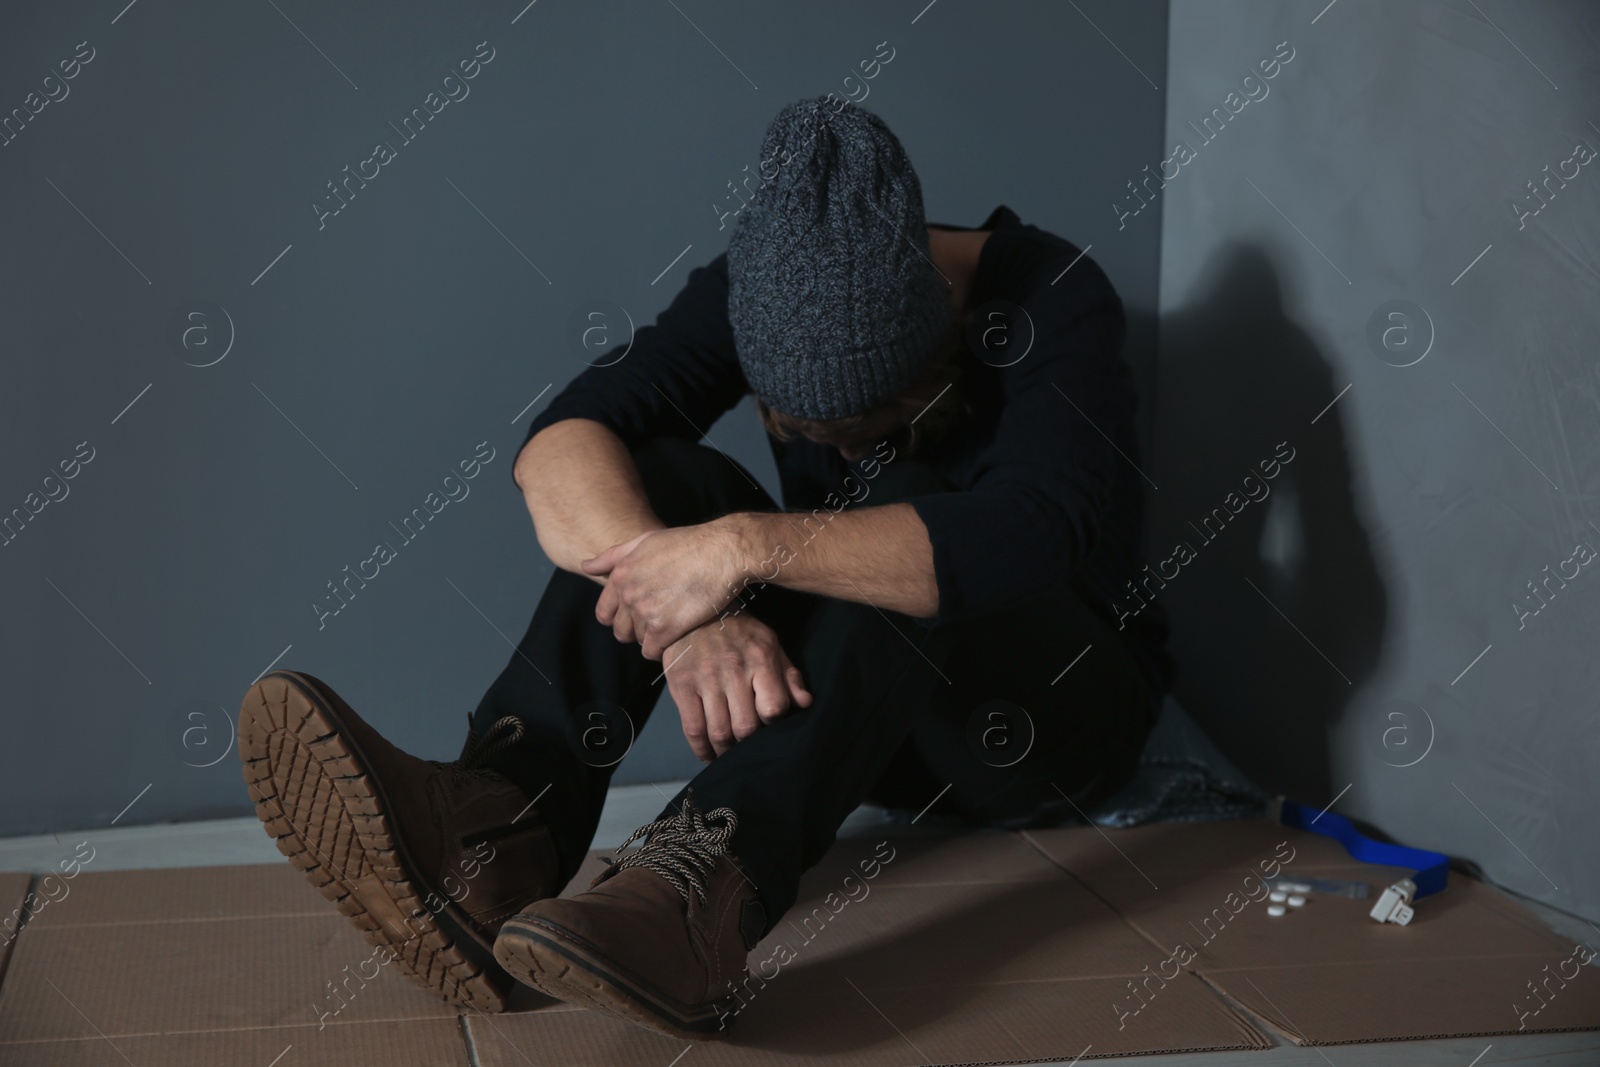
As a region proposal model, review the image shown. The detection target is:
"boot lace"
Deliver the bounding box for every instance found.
[602,788,739,908]
[444,715,526,785]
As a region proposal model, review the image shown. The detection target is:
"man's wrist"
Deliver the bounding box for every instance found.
[617,517,669,548]
[715,511,766,579]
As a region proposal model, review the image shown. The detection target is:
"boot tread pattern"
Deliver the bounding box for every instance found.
[239,672,506,1012]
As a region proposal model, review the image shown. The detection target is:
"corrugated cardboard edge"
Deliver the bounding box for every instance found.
[1191,969,1600,1046]
[0,1016,472,1066]
[0,874,33,989]
[828,1051,1266,1067]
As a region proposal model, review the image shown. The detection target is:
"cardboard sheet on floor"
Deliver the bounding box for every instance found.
[0,862,467,1066]
[1024,819,1600,1045]
[473,832,1270,1064]
[1,820,1594,1065]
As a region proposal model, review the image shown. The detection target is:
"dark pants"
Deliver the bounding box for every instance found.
[467,437,1160,933]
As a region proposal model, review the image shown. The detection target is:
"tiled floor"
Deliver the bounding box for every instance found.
[1,784,1595,1066]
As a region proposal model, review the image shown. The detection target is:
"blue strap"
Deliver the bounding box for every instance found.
[1279,800,1449,899]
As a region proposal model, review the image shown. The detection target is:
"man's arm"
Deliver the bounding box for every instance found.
[516,418,814,759]
[584,502,938,659]
[511,250,746,581]
[723,505,938,619]
[514,418,666,583]
[589,286,1134,651]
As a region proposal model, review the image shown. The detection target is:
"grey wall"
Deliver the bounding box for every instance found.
[1153,0,1600,920]
[0,2,1168,834]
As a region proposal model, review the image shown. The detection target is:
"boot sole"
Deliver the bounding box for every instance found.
[238,670,509,1012]
[494,916,732,1040]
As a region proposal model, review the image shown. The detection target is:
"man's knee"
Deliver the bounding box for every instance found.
[632,437,773,527]
[858,457,951,505]
[795,592,952,687]
[632,436,711,485]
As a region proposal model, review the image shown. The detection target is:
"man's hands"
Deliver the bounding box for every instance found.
[662,612,812,761]
[585,516,813,759]
[583,517,751,660]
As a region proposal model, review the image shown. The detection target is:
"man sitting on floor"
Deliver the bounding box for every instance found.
[238,94,1173,1040]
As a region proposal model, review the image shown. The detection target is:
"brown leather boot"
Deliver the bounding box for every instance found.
[238,670,562,1012]
[493,789,766,1039]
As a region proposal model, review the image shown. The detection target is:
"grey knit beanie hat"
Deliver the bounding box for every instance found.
[727,96,950,421]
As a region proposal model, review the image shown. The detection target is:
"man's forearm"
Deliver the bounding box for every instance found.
[514,419,665,581]
[724,505,939,619]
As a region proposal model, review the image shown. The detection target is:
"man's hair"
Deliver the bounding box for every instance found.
[755,316,970,459]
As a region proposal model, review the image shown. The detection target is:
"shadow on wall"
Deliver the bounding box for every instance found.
[1143,243,1388,800]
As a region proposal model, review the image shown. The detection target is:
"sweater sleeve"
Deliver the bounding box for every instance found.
[518,252,748,457]
[901,286,1138,626]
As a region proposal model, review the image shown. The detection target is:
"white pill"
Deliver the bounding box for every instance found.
[1288,895,1307,907]
[1291,883,1313,893]
[1269,890,1287,903]
[1267,904,1287,917]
